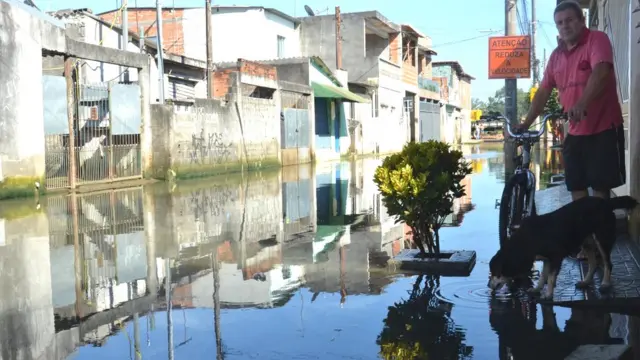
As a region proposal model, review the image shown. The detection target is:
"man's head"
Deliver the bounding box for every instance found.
[554,1,585,45]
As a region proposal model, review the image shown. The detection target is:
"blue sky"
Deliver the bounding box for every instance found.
[44,0,561,101]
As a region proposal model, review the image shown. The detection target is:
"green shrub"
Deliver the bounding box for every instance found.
[373,141,471,255]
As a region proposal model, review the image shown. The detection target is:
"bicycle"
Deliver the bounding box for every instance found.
[495,113,568,248]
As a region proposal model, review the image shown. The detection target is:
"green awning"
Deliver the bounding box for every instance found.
[311,82,369,103]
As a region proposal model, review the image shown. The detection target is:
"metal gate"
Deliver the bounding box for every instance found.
[47,187,146,311]
[281,90,310,164]
[419,101,440,142]
[43,74,143,190]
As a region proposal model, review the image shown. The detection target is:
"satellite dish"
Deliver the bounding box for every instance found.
[304,5,315,16]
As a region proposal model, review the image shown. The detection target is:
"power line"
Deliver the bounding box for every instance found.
[431,31,501,48]
[538,22,555,48]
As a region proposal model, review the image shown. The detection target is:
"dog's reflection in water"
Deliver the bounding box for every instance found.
[489,296,615,360]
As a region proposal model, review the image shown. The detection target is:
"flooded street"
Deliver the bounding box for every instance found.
[8,143,634,360]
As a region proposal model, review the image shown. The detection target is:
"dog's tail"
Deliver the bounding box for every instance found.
[608,196,639,211]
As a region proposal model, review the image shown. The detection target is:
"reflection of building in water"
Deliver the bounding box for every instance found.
[537,147,565,189]
[282,165,316,237]
[302,159,401,301]
[171,240,305,309]
[0,209,58,359]
[46,188,154,348]
[443,175,475,227]
[470,158,485,174]
[0,186,154,359]
[154,171,284,259]
[487,155,505,181]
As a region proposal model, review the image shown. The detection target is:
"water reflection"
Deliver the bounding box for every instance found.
[0,144,630,360]
[489,296,621,360]
[378,275,473,359]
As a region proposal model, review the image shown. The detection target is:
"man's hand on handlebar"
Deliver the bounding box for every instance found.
[567,103,587,123]
[511,122,529,134]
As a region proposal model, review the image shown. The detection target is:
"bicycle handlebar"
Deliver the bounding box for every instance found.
[495,113,568,140]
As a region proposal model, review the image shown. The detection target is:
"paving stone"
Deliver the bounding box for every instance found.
[535,186,573,215]
[388,249,476,276]
[564,344,632,360]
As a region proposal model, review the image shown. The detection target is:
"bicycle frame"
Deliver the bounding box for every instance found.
[498,113,563,217]
[512,140,537,218]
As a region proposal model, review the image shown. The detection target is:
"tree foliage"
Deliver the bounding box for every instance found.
[377,275,473,360]
[373,141,471,255]
[472,86,562,120]
[528,87,562,114]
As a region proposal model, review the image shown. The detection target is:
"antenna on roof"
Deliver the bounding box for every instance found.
[304,5,315,16]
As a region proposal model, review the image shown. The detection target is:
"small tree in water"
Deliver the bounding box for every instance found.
[374,141,471,256]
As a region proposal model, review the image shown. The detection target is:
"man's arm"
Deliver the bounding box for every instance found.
[522,87,552,128]
[520,51,556,128]
[575,31,614,108]
[575,63,612,108]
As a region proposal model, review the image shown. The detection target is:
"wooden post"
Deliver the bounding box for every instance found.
[64,58,77,189]
[335,6,342,70]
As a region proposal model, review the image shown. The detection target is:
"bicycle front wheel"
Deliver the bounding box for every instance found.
[498,174,527,248]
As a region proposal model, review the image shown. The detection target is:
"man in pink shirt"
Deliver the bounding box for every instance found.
[519,0,625,202]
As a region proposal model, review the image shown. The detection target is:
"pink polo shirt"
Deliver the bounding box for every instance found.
[540,28,622,136]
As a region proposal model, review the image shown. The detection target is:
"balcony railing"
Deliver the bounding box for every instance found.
[418,76,440,93]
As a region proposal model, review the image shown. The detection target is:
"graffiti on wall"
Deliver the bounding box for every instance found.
[178,186,236,220]
[178,127,235,165]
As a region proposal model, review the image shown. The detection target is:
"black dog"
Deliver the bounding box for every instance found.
[488,195,638,299]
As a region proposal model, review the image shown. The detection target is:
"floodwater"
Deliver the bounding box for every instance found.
[0,143,635,359]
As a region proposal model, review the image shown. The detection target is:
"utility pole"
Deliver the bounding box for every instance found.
[206,0,213,98]
[505,0,518,125]
[504,0,518,177]
[139,26,145,53]
[335,6,342,70]
[156,0,165,104]
[121,0,128,82]
[531,0,538,85]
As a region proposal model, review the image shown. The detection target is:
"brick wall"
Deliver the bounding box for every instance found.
[434,77,449,102]
[213,70,233,98]
[388,32,400,65]
[99,9,186,55]
[418,54,426,75]
[238,60,277,81]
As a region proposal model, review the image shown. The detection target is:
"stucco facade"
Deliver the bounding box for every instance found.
[99,6,301,63]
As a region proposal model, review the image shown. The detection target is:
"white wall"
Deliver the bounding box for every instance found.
[189,261,305,307]
[81,16,141,84]
[182,8,301,63]
[309,64,335,86]
[0,0,47,177]
[372,59,405,154]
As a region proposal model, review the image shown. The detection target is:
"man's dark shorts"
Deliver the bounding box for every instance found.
[562,124,626,192]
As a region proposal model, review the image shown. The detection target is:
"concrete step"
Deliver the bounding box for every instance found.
[614,209,628,235]
[564,344,632,360]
